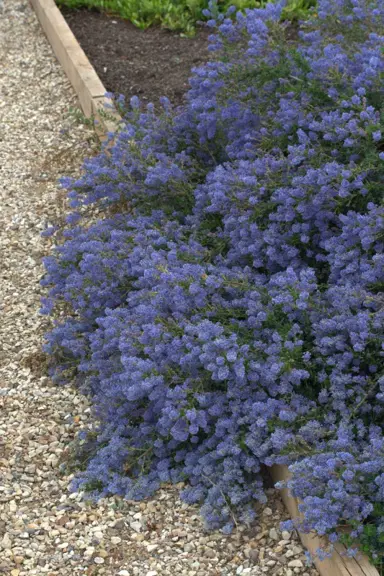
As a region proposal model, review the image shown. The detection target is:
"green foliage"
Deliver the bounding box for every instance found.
[340,504,384,573]
[56,0,316,35]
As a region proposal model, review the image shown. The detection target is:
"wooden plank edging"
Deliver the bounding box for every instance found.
[270,465,380,576]
[29,0,121,139]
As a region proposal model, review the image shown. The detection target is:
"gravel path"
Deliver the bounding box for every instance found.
[0,2,319,575]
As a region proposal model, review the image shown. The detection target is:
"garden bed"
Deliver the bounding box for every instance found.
[62,8,211,108]
[30,0,384,575]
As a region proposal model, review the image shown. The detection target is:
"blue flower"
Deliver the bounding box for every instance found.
[43,0,384,552]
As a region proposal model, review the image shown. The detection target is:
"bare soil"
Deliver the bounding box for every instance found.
[62,8,211,108]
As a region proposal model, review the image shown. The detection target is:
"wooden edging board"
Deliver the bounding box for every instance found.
[29,0,121,140]
[270,465,379,576]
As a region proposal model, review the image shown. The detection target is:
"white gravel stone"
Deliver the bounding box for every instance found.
[269,528,279,541]
[0,1,320,575]
[289,560,304,568]
[130,521,143,533]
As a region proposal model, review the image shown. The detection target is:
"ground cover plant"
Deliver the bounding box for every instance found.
[56,0,315,34]
[43,0,384,567]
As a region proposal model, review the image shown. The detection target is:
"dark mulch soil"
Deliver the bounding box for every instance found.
[62,8,211,109]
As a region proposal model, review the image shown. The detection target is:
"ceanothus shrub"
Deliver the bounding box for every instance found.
[42,0,384,561]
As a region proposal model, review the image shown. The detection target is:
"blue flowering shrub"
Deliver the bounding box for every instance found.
[42,0,384,564]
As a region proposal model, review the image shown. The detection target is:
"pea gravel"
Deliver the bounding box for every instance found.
[0,1,320,575]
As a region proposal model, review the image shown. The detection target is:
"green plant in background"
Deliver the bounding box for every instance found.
[56,0,316,34]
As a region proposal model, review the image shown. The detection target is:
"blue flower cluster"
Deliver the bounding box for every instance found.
[42,0,384,558]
